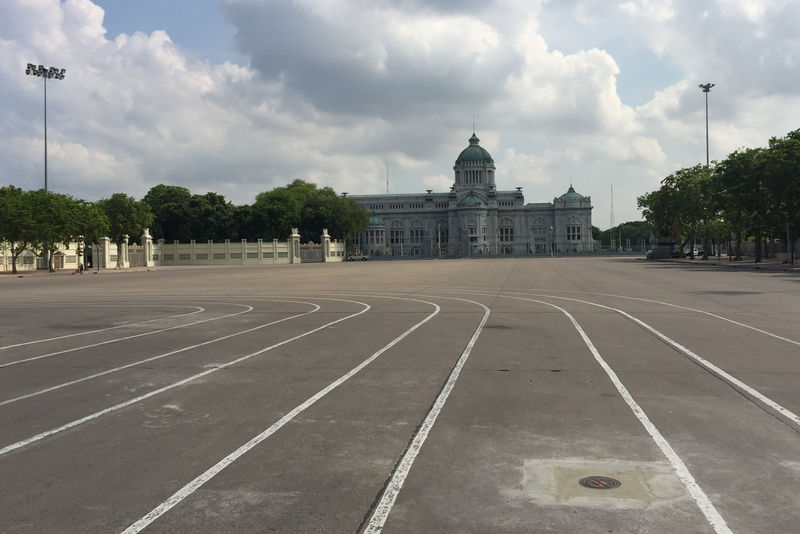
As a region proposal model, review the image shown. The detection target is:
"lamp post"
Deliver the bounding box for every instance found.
[26,64,66,193]
[26,63,66,272]
[699,83,714,166]
[699,83,714,260]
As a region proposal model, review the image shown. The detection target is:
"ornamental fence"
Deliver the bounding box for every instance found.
[1,228,344,271]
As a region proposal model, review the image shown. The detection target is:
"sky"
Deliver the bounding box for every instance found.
[2,0,799,229]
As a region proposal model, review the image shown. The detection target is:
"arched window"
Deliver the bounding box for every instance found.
[390,220,404,245]
[500,217,514,254]
[410,220,424,244]
[566,216,581,241]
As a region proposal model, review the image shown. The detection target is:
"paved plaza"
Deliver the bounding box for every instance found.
[1,257,799,533]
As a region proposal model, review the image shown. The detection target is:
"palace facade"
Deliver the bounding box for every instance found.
[350,133,593,257]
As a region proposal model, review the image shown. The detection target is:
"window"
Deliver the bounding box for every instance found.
[566,226,581,240]
[368,229,384,245]
[500,218,514,254]
[567,216,581,241]
[390,221,404,245]
[468,224,477,242]
[410,221,424,244]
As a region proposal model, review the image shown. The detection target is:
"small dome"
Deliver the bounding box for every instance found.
[368,214,385,227]
[457,190,487,208]
[560,185,584,200]
[456,133,494,165]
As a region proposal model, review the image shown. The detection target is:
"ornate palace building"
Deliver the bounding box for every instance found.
[350,133,593,257]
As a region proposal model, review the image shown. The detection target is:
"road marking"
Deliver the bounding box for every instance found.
[495,294,733,534]
[0,301,320,407]
[498,286,800,349]
[0,304,253,368]
[517,291,800,428]
[436,287,800,426]
[0,300,371,457]
[0,306,205,351]
[120,297,440,534]
[591,292,800,348]
[364,298,490,534]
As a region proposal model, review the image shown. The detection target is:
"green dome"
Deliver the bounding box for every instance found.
[456,133,494,164]
[560,185,583,199]
[368,214,385,227]
[457,190,487,208]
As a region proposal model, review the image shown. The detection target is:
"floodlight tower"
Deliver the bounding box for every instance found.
[26,63,66,272]
[25,63,66,193]
[699,83,714,166]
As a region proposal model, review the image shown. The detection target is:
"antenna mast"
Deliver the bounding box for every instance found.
[386,161,389,194]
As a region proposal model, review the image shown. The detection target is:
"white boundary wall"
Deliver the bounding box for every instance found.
[152,229,344,267]
[2,228,345,271]
[1,241,86,272]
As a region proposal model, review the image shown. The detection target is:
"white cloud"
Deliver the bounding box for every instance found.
[1,0,798,229]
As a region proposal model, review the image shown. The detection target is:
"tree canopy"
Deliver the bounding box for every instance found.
[638,128,800,262]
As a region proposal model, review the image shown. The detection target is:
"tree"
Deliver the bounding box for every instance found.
[71,201,109,267]
[637,186,679,245]
[187,192,236,242]
[715,148,766,260]
[250,184,306,240]
[97,193,153,268]
[765,129,800,263]
[0,186,35,274]
[300,187,369,242]
[28,190,85,272]
[599,221,652,250]
[142,184,192,242]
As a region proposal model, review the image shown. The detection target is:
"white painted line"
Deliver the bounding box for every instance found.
[519,291,800,428]
[498,294,732,534]
[592,293,800,348]
[120,297,440,534]
[437,287,800,427]
[364,298,490,534]
[0,304,254,368]
[0,301,321,407]
[0,306,205,351]
[442,286,800,349]
[0,299,371,458]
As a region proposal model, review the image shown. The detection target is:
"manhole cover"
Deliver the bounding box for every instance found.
[579,476,621,489]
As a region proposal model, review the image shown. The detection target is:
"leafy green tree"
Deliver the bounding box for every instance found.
[97,193,153,268]
[28,190,85,272]
[300,187,369,242]
[0,186,35,274]
[765,129,800,263]
[638,185,680,245]
[249,180,369,243]
[71,201,110,267]
[142,184,192,242]
[250,187,303,240]
[600,221,653,250]
[187,192,236,242]
[715,148,766,260]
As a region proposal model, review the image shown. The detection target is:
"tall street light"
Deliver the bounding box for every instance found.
[26,63,66,193]
[26,63,66,271]
[699,82,715,260]
[699,83,714,166]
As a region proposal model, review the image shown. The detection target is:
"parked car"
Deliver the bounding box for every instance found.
[683,247,700,257]
[347,253,369,261]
